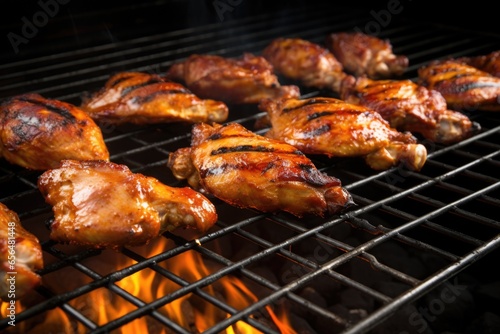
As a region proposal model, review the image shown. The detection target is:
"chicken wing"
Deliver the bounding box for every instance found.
[261,37,354,94]
[166,53,300,104]
[0,93,110,170]
[38,160,218,249]
[455,50,500,77]
[340,77,480,144]
[0,202,43,301]
[259,96,427,171]
[167,122,353,217]
[418,60,500,112]
[80,72,228,124]
[326,32,409,79]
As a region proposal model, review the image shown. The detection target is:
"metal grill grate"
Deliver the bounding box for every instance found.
[1,3,500,333]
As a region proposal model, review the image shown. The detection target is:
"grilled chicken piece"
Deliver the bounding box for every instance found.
[259,97,427,171]
[455,50,500,77]
[418,60,500,112]
[167,122,353,217]
[166,53,300,104]
[340,77,480,144]
[81,72,228,124]
[38,160,218,249]
[261,37,355,94]
[326,32,409,79]
[0,202,43,301]
[0,93,109,170]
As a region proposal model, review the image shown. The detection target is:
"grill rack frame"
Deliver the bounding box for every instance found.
[1,3,500,333]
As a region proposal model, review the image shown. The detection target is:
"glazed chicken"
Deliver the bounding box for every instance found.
[1,202,43,301]
[455,50,500,77]
[326,32,409,79]
[261,37,354,94]
[259,97,427,171]
[418,60,500,112]
[0,93,109,170]
[80,72,228,124]
[340,77,480,144]
[38,160,218,249]
[166,53,300,104]
[167,122,353,217]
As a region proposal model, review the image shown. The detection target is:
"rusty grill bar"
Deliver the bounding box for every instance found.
[1,3,500,333]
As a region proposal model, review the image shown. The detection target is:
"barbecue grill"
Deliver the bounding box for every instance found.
[1,1,499,333]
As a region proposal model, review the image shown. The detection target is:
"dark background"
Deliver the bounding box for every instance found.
[1,0,498,63]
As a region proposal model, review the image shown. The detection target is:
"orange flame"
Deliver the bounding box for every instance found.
[1,238,297,334]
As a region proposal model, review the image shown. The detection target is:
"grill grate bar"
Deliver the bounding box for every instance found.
[119,246,281,334]
[271,215,423,286]
[1,7,355,100]
[354,177,498,244]
[222,220,398,299]
[171,177,499,333]
[0,4,336,72]
[189,225,353,324]
[342,234,500,334]
[1,6,500,333]
[34,285,98,330]
[33,245,193,333]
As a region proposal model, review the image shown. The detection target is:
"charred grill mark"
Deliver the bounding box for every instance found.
[210,143,305,157]
[211,145,275,155]
[120,78,164,97]
[199,163,229,178]
[302,124,331,137]
[207,133,222,141]
[17,97,76,121]
[307,111,334,120]
[434,79,500,92]
[130,89,191,104]
[262,162,275,174]
[456,81,500,92]
[282,98,334,112]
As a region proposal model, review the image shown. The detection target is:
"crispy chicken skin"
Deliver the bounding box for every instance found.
[455,50,500,78]
[167,122,353,217]
[340,77,480,144]
[326,32,409,79]
[259,97,427,171]
[80,72,228,124]
[418,60,500,112]
[166,53,300,104]
[0,202,43,301]
[38,160,218,249]
[0,93,109,170]
[261,38,355,94]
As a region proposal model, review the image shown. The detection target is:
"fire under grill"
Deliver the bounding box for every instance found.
[1,2,500,334]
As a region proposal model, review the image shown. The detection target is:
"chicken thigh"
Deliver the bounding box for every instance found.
[166,53,300,104]
[0,93,109,170]
[326,32,409,79]
[259,96,427,171]
[262,38,354,94]
[81,72,228,124]
[38,160,218,249]
[340,77,480,144]
[167,122,353,217]
[418,60,500,112]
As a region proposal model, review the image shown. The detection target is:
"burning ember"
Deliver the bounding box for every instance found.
[1,237,296,333]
